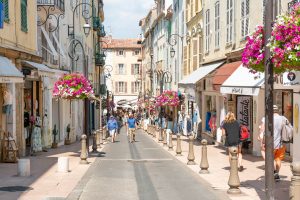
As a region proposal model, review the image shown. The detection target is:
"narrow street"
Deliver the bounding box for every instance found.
[67,128,228,200]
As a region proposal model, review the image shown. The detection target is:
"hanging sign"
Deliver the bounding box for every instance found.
[237,96,252,131]
[283,71,300,86]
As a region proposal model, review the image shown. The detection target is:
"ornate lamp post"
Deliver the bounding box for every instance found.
[66,1,103,162]
[168,34,184,59]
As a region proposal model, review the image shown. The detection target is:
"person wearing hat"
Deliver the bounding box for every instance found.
[127,113,137,143]
[107,115,118,143]
[272,104,289,181]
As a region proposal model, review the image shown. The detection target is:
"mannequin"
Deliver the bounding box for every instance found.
[193,106,201,138]
[2,87,13,115]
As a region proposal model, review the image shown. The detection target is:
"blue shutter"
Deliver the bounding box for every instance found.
[0,2,3,29]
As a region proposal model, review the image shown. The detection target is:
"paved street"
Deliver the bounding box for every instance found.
[67,128,228,200]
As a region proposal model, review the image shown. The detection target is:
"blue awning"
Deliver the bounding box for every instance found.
[0,56,24,83]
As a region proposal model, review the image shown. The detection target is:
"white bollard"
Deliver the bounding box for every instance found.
[18,159,30,177]
[57,157,69,173]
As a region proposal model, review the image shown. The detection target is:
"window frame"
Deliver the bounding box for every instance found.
[205,9,210,53]
[215,1,220,49]
[226,0,234,44]
[21,0,28,32]
[118,64,125,75]
[241,0,250,39]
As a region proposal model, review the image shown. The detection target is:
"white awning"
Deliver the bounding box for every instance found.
[0,56,24,83]
[178,61,224,87]
[41,26,58,60]
[23,61,54,73]
[220,65,265,96]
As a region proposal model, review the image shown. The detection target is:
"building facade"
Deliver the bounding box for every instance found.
[106,38,142,107]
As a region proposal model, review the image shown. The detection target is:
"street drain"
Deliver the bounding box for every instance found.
[0,186,33,192]
[128,159,148,163]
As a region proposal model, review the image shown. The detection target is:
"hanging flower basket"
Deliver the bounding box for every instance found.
[242,3,300,74]
[155,90,180,107]
[242,25,265,73]
[53,73,95,100]
[269,3,300,73]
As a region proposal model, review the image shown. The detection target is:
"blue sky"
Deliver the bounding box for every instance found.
[103,0,154,39]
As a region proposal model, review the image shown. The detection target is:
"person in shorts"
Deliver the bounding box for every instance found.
[222,112,244,172]
[107,116,118,143]
[127,114,137,143]
[273,105,287,181]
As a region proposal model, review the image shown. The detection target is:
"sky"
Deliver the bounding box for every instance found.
[103,0,154,39]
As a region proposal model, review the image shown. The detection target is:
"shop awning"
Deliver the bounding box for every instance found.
[178,61,224,87]
[212,61,241,91]
[23,61,55,73]
[0,56,24,83]
[220,65,265,96]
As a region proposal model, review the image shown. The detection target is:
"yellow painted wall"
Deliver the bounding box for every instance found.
[0,0,37,54]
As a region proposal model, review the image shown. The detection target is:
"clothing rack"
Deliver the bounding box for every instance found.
[1,132,18,163]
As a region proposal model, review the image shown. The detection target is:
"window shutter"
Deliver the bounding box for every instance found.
[1,0,9,21]
[125,82,127,93]
[116,51,119,56]
[115,82,118,93]
[131,82,134,93]
[21,0,28,32]
[131,64,134,75]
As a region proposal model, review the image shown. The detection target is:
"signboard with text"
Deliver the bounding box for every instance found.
[283,71,300,86]
[237,96,252,132]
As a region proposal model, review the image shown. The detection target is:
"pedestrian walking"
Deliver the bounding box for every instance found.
[127,114,137,143]
[107,116,118,143]
[221,112,244,172]
[272,105,290,181]
[257,118,265,160]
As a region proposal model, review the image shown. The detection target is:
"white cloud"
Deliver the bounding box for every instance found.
[103,0,154,38]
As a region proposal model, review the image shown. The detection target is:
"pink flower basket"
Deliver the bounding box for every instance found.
[53,73,95,100]
[155,90,180,107]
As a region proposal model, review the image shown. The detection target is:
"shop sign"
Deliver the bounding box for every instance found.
[221,86,260,96]
[0,77,23,83]
[283,71,300,86]
[237,96,252,131]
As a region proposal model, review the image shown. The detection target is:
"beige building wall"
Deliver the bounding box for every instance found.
[184,0,203,76]
[202,0,288,63]
[108,43,141,104]
[0,0,37,55]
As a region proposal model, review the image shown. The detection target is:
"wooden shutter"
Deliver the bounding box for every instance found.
[115,82,118,93]
[131,64,134,75]
[125,82,127,93]
[131,82,134,93]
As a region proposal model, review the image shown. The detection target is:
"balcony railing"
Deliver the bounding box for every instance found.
[95,53,105,66]
[37,0,65,12]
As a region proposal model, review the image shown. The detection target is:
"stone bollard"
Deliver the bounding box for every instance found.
[290,162,300,200]
[199,139,209,174]
[102,128,107,143]
[187,135,196,165]
[92,131,98,153]
[227,147,241,194]
[80,134,88,164]
[57,157,69,173]
[18,159,30,177]
[176,135,182,156]
[158,128,163,142]
[163,129,168,147]
[99,128,103,145]
[168,131,173,151]
[96,130,100,147]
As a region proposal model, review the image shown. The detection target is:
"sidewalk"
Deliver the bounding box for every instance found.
[146,130,291,200]
[0,140,103,200]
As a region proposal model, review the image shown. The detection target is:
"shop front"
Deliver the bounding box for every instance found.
[0,56,24,161]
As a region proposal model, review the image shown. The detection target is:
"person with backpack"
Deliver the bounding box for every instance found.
[107,116,118,143]
[272,104,293,181]
[127,114,137,143]
[221,112,244,172]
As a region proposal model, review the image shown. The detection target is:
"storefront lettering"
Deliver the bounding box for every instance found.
[239,99,250,126]
[237,96,252,132]
[232,88,243,94]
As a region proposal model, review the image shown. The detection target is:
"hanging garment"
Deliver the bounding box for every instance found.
[32,127,42,152]
[205,112,212,131]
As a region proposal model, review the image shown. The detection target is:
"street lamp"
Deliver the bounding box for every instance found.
[67,1,102,162]
[83,21,92,37]
[170,47,176,58]
[168,33,184,59]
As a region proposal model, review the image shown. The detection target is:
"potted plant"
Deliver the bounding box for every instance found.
[52,124,58,148]
[64,124,71,145]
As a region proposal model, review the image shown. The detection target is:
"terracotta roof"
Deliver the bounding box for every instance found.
[106,38,141,49]
[212,61,241,91]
